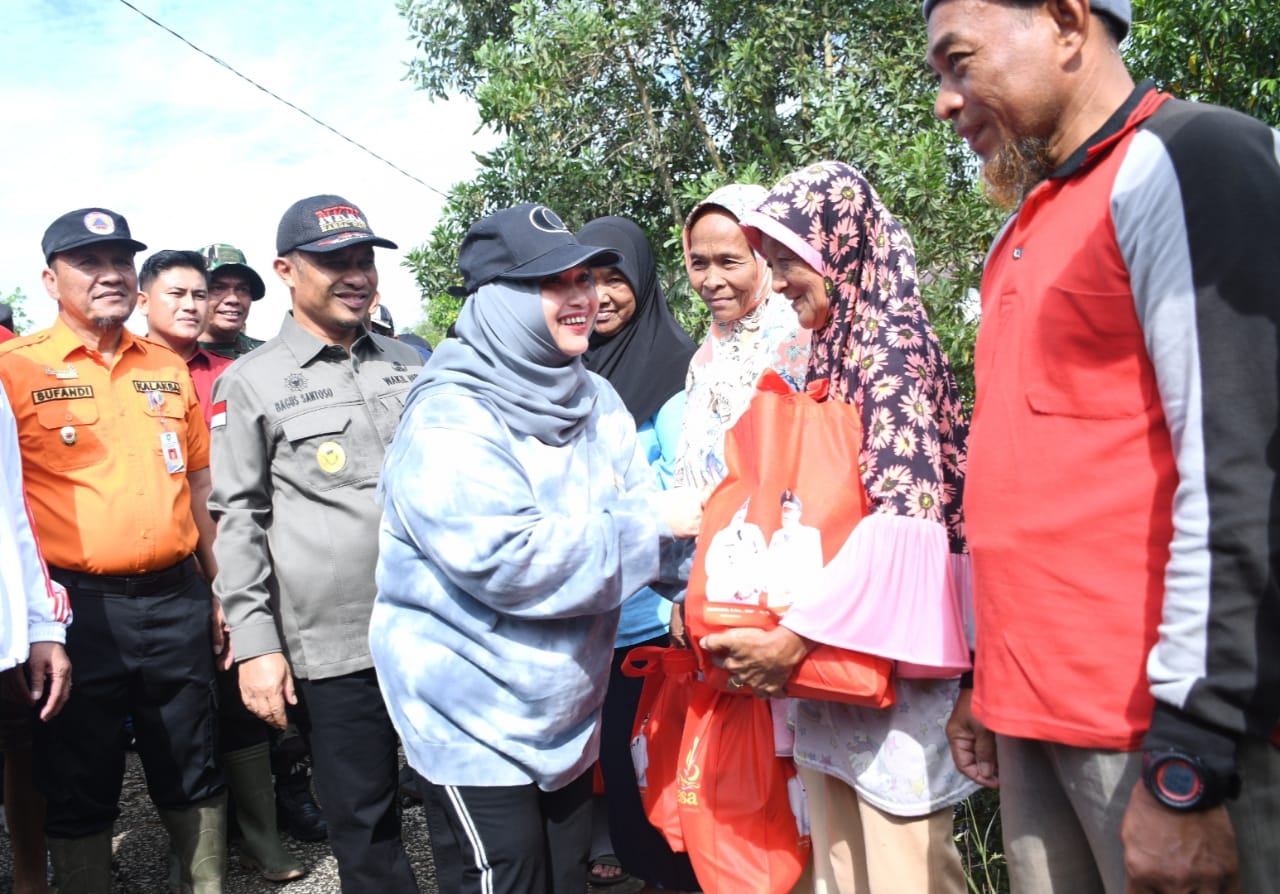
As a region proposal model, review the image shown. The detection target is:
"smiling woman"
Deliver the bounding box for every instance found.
[729,161,976,894]
[370,203,706,894]
[538,263,597,356]
[673,184,811,491]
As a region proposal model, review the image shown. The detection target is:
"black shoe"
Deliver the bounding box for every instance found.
[276,768,328,842]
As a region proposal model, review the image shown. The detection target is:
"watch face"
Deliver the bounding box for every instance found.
[1153,757,1204,807]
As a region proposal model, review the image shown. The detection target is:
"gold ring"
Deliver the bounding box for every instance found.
[728,677,744,690]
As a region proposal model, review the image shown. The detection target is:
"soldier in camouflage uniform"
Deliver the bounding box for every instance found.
[198,243,266,360]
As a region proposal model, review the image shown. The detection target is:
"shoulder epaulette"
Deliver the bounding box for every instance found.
[0,330,53,357]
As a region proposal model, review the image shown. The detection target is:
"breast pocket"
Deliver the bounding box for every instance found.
[34,401,106,472]
[1025,285,1157,419]
[141,398,190,473]
[281,408,372,492]
[379,386,410,414]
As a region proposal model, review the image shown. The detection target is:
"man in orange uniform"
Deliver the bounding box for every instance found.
[0,208,228,894]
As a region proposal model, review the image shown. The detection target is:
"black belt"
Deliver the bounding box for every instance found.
[48,555,198,597]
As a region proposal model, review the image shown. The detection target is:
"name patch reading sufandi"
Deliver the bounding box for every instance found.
[32,386,94,404]
[133,380,182,394]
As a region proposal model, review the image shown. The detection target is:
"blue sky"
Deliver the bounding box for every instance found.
[0,1,496,337]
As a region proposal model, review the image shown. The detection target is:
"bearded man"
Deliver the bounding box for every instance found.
[925,1,1280,891]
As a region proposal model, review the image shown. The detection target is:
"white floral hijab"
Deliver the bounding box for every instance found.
[673,184,810,487]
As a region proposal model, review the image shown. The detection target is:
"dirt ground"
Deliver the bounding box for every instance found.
[0,751,638,893]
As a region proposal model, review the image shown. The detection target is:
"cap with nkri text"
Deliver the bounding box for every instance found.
[276,194,397,256]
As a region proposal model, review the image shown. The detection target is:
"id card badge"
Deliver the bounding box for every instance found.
[160,431,186,473]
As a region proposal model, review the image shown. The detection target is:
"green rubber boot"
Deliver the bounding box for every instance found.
[158,791,227,894]
[223,744,307,882]
[47,829,114,894]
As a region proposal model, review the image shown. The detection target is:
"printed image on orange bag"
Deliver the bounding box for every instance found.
[687,369,894,707]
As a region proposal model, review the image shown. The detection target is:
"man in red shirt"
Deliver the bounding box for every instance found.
[925,0,1280,892]
[137,250,306,881]
[137,251,231,426]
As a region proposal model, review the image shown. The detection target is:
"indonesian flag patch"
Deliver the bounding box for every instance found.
[210,400,228,429]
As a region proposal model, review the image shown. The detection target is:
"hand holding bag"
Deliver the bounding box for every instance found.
[687,369,894,707]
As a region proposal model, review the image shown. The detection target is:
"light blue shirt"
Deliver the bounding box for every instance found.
[615,391,686,646]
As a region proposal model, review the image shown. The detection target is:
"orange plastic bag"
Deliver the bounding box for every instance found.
[622,645,700,851]
[676,684,809,894]
[687,369,894,707]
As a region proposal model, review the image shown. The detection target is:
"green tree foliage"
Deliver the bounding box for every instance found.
[399,0,996,383]
[1128,0,1280,125]
[2,286,33,334]
[399,0,1278,389]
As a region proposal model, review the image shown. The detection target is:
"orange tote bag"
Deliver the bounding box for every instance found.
[686,369,894,707]
[675,684,809,894]
[622,645,700,851]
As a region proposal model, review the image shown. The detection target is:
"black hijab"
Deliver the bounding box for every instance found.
[578,216,697,424]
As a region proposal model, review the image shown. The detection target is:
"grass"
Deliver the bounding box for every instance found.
[953,787,1009,894]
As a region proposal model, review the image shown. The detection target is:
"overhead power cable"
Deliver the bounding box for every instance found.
[114,0,448,198]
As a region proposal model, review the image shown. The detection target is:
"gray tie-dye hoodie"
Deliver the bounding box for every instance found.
[370,375,688,791]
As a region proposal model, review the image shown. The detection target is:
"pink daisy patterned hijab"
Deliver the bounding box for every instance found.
[740,161,969,551]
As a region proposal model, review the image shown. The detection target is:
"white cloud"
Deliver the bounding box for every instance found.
[0,0,497,339]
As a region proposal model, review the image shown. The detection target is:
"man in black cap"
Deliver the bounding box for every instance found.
[0,208,227,892]
[925,1,1280,891]
[193,244,327,845]
[208,195,422,893]
[198,243,267,360]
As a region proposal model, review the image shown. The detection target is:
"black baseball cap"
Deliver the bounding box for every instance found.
[455,204,621,295]
[42,208,147,264]
[276,194,397,255]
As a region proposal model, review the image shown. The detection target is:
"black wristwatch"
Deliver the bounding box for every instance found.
[1141,748,1240,811]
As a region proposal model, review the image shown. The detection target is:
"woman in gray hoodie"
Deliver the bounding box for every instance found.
[371,204,702,894]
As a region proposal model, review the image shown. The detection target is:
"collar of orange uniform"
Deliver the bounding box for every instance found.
[47,315,142,364]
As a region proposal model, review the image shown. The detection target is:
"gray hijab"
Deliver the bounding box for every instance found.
[404,280,598,446]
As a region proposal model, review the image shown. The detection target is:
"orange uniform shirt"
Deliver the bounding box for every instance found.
[0,318,209,575]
